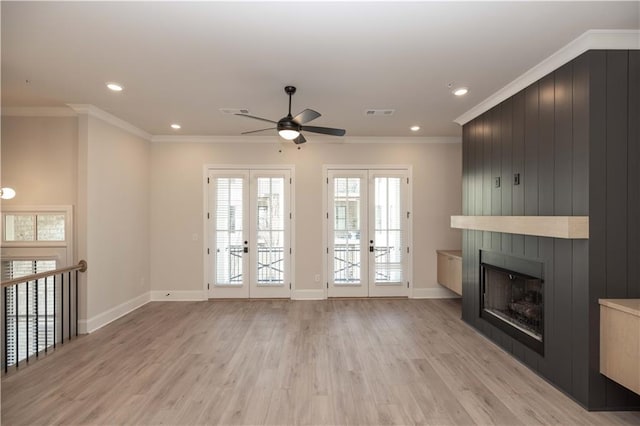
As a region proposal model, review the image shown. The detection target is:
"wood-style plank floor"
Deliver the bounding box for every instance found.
[2,299,639,425]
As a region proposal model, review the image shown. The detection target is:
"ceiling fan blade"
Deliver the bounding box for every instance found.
[235,113,277,124]
[292,109,321,124]
[241,127,276,135]
[293,134,307,145]
[301,125,346,137]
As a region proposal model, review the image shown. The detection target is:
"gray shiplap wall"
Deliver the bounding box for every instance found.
[461,50,640,410]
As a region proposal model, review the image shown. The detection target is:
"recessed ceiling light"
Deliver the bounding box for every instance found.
[410,126,420,132]
[453,87,469,96]
[171,124,181,130]
[106,82,123,92]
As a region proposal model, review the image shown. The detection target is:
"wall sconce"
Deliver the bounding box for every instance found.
[0,187,16,200]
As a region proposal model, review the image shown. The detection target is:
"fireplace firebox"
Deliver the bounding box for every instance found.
[480,262,544,354]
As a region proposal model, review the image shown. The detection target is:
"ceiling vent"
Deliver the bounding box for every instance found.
[220,108,250,115]
[365,109,395,116]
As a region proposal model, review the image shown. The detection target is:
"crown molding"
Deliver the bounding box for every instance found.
[342,136,460,144]
[150,135,461,144]
[67,104,152,141]
[1,106,77,117]
[455,29,640,126]
[151,135,280,144]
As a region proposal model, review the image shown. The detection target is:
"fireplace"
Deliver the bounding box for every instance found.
[480,259,544,355]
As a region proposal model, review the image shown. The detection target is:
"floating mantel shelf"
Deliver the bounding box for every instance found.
[450,216,589,239]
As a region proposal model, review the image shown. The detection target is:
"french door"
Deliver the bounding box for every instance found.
[327,169,410,297]
[208,169,291,298]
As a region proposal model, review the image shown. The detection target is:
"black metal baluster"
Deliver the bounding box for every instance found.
[45,276,48,353]
[35,279,39,357]
[68,272,71,340]
[26,281,29,363]
[60,273,64,346]
[15,284,18,368]
[4,287,8,373]
[53,275,56,349]
[75,270,78,337]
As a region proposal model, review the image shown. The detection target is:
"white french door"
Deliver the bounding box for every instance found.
[208,169,291,299]
[327,169,410,297]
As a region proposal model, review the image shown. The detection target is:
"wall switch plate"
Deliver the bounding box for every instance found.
[495,177,501,188]
[514,173,521,185]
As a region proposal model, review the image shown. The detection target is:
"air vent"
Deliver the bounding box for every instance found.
[220,108,250,115]
[365,109,395,116]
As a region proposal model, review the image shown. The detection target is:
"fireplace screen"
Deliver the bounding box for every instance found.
[481,263,543,352]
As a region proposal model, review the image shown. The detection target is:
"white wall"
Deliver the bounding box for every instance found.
[1,116,77,206]
[80,115,150,327]
[1,111,461,330]
[150,139,462,297]
[1,112,151,331]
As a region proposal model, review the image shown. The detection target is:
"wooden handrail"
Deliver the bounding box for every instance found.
[1,260,87,288]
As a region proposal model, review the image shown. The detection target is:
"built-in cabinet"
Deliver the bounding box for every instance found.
[600,299,640,396]
[436,250,462,295]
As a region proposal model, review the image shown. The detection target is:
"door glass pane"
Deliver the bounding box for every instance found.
[374,177,403,283]
[256,177,285,285]
[333,177,361,283]
[215,178,244,285]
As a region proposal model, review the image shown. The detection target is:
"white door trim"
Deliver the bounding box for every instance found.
[322,165,413,299]
[203,165,295,299]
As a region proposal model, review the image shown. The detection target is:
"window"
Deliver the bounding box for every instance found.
[4,213,65,242]
[3,260,57,366]
[1,206,73,369]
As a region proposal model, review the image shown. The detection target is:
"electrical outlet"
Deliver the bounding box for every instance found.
[514,173,521,185]
[314,274,320,282]
[494,177,501,188]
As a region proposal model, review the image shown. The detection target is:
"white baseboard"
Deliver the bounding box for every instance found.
[150,290,207,301]
[292,289,326,300]
[411,286,461,299]
[79,292,151,334]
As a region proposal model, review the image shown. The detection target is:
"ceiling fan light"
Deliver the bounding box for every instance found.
[279,129,300,140]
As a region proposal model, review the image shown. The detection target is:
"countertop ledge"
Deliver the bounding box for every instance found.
[436,250,462,259]
[599,299,640,318]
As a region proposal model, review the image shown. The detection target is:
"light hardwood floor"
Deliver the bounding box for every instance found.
[2,299,639,425]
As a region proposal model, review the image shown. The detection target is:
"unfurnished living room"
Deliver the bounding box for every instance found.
[1,1,640,425]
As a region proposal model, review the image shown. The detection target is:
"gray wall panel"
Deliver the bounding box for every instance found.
[587,50,607,410]
[461,49,640,410]
[628,51,640,299]
[501,98,513,253]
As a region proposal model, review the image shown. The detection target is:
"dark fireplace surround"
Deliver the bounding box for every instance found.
[480,251,544,355]
[461,50,640,410]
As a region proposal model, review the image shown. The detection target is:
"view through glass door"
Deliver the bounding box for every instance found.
[327,169,409,297]
[208,169,291,299]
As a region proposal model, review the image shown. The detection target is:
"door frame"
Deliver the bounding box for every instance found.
[203,165,296,299]
[322,165,413,299]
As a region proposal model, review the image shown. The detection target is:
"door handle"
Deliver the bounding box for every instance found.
[369,246,374,252]
[243,247,249,253]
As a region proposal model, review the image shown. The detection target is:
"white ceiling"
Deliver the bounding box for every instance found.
[2,1,638,138]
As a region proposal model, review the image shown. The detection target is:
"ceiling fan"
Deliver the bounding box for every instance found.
[236,86,346,144]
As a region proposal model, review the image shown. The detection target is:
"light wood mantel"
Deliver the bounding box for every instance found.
[450,216,589,239]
